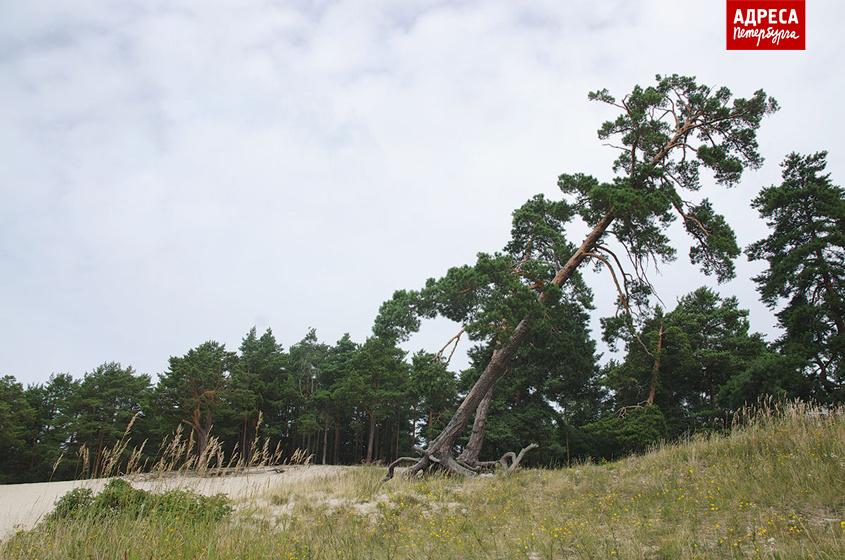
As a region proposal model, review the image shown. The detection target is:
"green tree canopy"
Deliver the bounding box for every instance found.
[71,362,151,477]
[747,151,845,399]
[24,373,79,481]
[409,351,457,446]
[223,327,288,456]
[153,341,238,456]
[337,336,409,464]
[603,287,773,436]
[0,375,34,483]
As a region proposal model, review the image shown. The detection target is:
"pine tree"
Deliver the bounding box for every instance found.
[747,151,845,400]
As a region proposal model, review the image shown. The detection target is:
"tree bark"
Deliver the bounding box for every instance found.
[457,378,496,464]
[365,409,376,464]
[186,407,213,458]
[354,424,360,463]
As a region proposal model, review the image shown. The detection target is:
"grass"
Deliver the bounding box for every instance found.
[4,400,845,559]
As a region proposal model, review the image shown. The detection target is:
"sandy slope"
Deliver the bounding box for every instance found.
[0,465,346,540]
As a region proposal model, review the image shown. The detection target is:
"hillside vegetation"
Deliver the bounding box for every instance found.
[4,401,845,559]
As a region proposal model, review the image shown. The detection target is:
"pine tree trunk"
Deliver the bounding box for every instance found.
[402,316,533,477]
[396,413,401,461]
[411,403,418,452]
[564,405,571,467]
[322,422,329,465]
[386,210,615,480]
[457,379,496,464]
[366,410,376,464]
[354,426,360,463]
[375,422,381,462]
[333,426,340,464]
[186,407,213,459]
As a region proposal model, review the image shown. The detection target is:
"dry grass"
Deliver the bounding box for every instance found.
[74,412,302,482]
[4,401,845,559]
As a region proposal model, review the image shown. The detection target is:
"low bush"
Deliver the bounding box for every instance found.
[45,478,232,524]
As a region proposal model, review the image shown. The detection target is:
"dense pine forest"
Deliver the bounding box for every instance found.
[1,77,842,485]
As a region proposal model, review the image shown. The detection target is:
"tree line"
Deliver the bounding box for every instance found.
[0,289,764,483]
[1,76,842,483]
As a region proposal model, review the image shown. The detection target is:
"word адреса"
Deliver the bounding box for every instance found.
[726,1,805,50]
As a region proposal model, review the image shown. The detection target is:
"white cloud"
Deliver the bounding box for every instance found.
[1,0,843,383]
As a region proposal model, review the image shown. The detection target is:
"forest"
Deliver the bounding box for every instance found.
[1,75,842,484]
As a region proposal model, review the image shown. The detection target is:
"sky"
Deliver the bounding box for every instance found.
[2,0,843,386]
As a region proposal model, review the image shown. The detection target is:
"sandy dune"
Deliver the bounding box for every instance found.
[0,465,347,540]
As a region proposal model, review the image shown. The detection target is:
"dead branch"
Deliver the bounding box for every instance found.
[435,328,467,365]
[594,244,634,303]
[384,443,539,481]
[614,402,650,418]
[584,252,630,315]
[454,457,483,472]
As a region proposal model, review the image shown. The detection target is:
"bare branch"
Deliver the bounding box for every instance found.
[595,244,634,288]
[584,251,630,315]
[614,403,649,418]
[435,328,467,365]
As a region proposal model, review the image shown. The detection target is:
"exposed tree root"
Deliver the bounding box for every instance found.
[477,443,540,472]
[382,456,424,482]
[382,443,539,482]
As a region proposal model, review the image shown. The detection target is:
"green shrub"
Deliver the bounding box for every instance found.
[153,488,233,521]
[45,487,94,522]
[584,404,667,459]
[93,478,148,517]
[44,478,232,524]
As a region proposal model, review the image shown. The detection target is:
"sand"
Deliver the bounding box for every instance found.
[0,465,347,540]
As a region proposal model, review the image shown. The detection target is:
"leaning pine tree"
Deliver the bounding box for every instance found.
[379,74,778,480]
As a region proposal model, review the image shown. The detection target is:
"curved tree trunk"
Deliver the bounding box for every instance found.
[384,210,615,481]
[383,80,775,482]
[457,378,496,464]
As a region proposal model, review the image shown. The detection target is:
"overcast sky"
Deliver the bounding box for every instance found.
[2,0,843,386]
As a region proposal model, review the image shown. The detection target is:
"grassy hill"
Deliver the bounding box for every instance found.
[4,401,845,559]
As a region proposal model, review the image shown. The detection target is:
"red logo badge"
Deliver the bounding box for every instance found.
[727,1,805,50]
